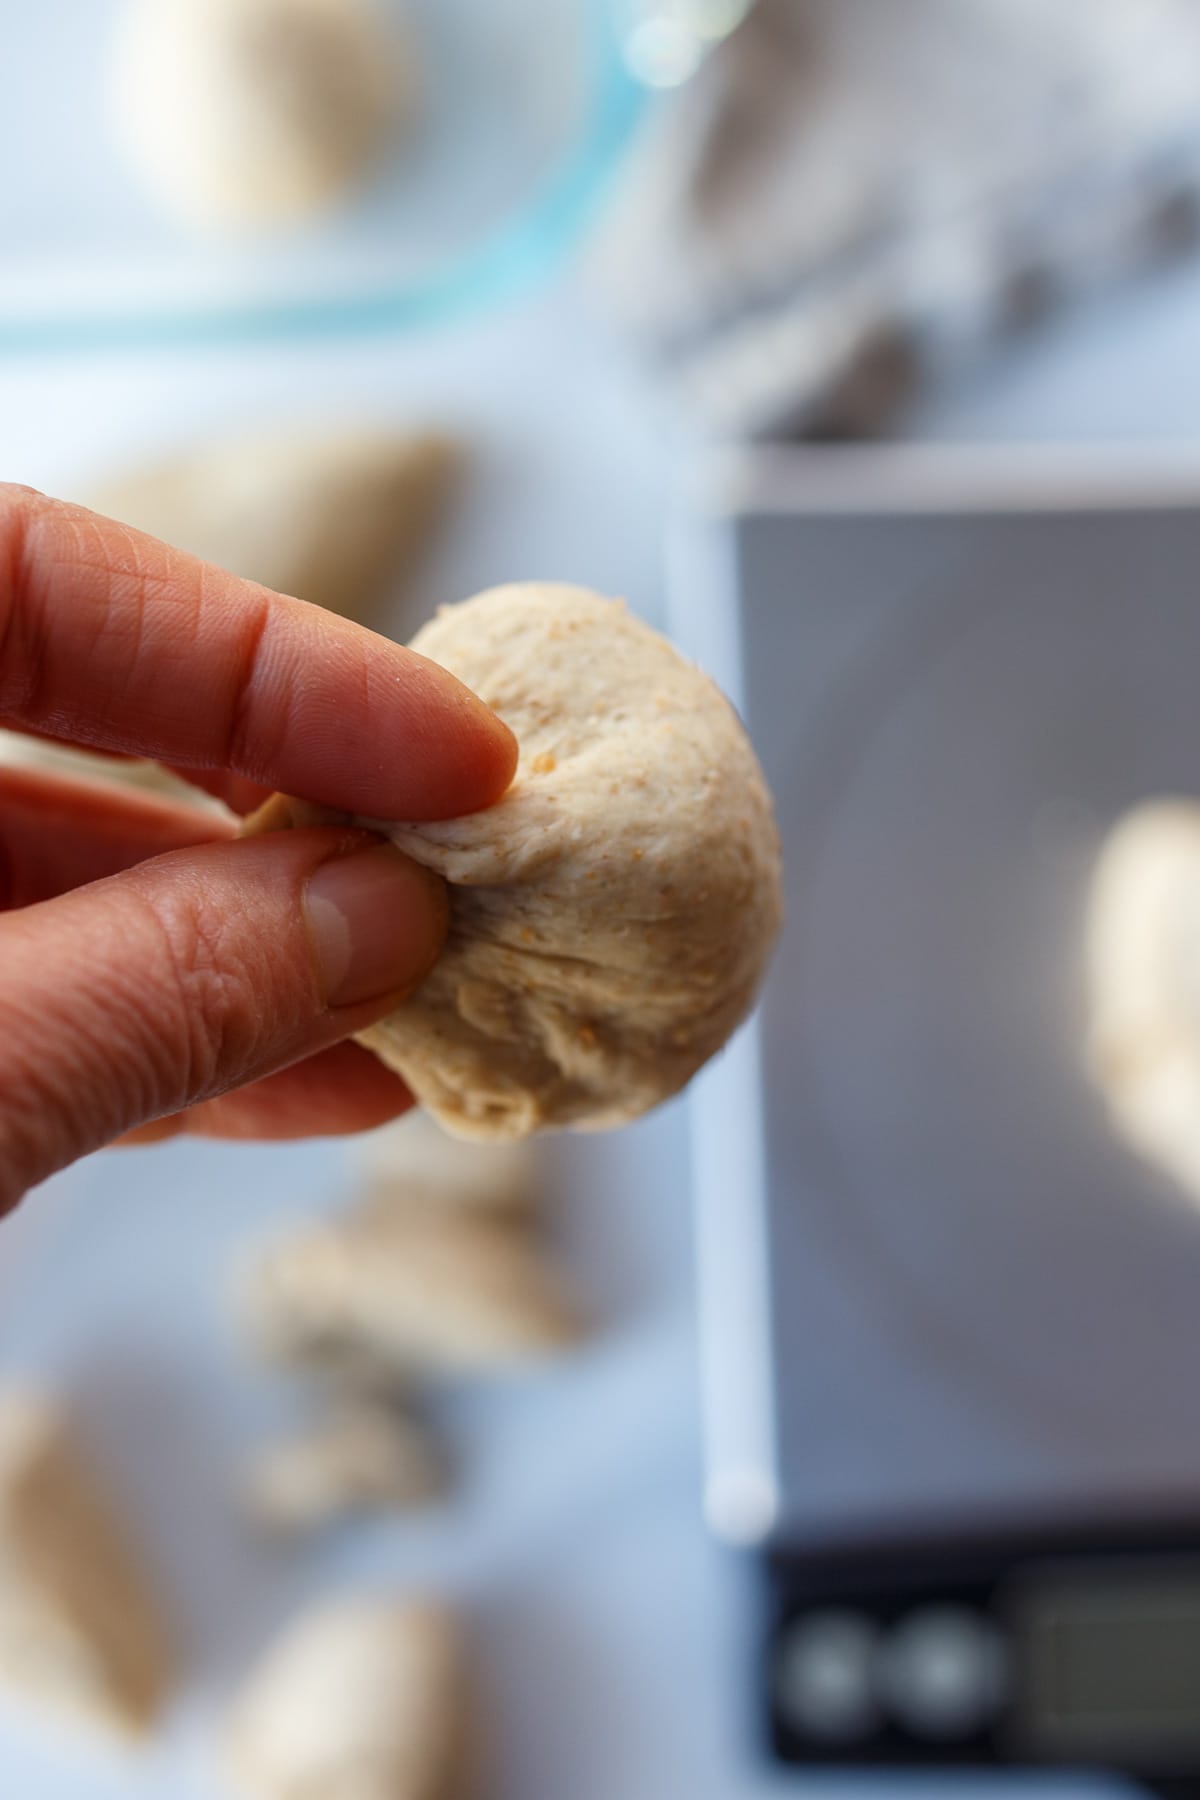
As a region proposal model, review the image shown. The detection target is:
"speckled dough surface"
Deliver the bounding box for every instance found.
[358,583,782,1140]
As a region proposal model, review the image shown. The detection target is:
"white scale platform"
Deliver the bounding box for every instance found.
[671,448,1200,1554]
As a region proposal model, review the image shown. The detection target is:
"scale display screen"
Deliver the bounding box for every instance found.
[1014,1568,1200,1759]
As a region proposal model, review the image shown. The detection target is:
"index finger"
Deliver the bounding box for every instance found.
[0,485,517,821]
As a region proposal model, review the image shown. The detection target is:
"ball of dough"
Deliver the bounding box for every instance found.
[1087,799,1200,1202]
[357,583,783,1140]
[109,0,410,230]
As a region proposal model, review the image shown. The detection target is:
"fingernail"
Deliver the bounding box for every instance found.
[304,843,448,1009]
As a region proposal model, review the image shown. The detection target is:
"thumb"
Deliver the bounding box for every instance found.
[0,828,447,1209]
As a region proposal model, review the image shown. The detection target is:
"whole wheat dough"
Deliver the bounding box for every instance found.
[1087,799,1200,1202]
[109,0,411,230]
[0,1392,171,1743]
[226,1596,459,1800]
[238,1204,580,1380]
[357,583,782,1140]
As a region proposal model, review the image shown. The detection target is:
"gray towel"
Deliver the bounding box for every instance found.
[589,0,1200,437]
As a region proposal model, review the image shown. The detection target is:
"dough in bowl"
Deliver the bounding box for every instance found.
[354,583,782,1139]
[109,0,410,230]
[1086,799,1200,1203]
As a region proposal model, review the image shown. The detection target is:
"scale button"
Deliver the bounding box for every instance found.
[880,1605,1008,1740]
[775,1609,882,1744]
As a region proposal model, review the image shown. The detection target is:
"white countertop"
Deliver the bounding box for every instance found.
[5,249,1200,1796]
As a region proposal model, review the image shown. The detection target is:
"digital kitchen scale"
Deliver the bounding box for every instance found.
[668,447,1200,1793]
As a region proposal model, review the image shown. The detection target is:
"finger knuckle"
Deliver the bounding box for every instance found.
[224,597,292,780]
[152,897,266,1101]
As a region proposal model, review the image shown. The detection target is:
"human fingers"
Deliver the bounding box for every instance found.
[113,1041,412,1144]
[0,718,268,815]
[0,485,516,820]
[0,766,234,908]
[0,826,446,1210]
[157,767,272,814]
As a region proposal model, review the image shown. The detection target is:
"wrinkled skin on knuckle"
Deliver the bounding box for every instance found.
[139,866,320,1109]
[120,893,234,1108]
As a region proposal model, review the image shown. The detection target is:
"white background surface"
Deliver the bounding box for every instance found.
[6,237,1200,1796]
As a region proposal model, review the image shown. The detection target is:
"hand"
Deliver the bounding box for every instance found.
[0,485,516,1211]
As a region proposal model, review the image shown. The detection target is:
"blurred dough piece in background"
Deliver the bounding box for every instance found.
[1087,800,1200,1205]
[238,1202,582,1383]
[244,1399,444,1536]
[0,1391,172,1746]
[88,426,461,627]
[108,0,415,231]
[226,1596,461,1800]
[236,1120,568,1528]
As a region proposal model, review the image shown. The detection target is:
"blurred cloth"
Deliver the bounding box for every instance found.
[589,0,1200,438]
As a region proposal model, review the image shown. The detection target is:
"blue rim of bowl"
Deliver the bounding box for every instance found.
[0,5,644,355]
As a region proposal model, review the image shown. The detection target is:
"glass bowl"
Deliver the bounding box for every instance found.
[0,0,642,351]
